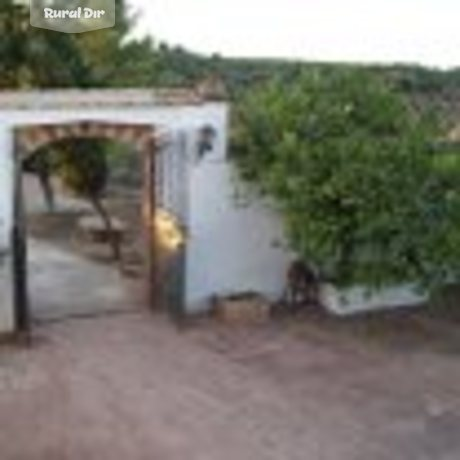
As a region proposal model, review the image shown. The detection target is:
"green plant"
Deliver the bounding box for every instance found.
[232,68,460,290]
[54,138,121,261]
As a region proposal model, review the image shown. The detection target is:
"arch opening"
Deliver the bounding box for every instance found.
[12,121,185,332]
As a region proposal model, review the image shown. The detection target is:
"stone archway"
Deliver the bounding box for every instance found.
[13,121,160,333]
[16,121,157,154]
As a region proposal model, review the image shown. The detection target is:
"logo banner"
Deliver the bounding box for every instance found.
[30,0,115,33]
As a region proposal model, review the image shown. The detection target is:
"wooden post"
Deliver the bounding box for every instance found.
[142,135,157,310]
[12,135,30,336]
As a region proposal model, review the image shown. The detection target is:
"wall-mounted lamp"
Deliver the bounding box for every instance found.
[197,125,217,161]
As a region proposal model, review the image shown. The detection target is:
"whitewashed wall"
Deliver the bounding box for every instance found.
[186,160,292,312]
[0,128,14,248]
[0,127,15,333]
[0,100,294,331]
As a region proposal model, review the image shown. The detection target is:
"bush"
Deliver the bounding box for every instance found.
[232,68,460,290]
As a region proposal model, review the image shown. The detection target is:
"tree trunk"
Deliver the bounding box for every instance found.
[37,170,55,213]
[89,195,121,262]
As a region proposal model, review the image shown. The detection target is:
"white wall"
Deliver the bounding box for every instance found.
[0,99,293,329]
[0,104,227,134]
[0,102,233,331]
[0,127,15,333]
[186,157,292,312]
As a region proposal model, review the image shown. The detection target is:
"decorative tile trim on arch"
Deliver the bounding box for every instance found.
[16,121,159,156]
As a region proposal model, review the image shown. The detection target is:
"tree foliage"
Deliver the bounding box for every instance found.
[0,1,92,88]
[233,68,460,290]
[51,138,122,260]
[0,0,138,89]
[0,0,138,253]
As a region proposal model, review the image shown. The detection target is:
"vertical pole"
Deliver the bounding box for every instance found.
[142,135,157,310]
[12,136,30,336]
[169,242,186,327]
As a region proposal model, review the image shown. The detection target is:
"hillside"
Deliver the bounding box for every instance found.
[152,45,460,128]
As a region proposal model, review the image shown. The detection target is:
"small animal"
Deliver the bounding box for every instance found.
[284,259,321,312]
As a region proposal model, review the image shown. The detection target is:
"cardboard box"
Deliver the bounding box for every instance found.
[214,293,271,324]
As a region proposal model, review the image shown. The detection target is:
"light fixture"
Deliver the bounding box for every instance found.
[197,125,217,160]
[155,209,185,252]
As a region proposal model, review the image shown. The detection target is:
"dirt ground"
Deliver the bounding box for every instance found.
[23,174,145,322]
[4,174,460,459]
[28,238,141,322]
[2,306,460,460]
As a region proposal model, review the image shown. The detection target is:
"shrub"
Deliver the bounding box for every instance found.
[232,68,460,290]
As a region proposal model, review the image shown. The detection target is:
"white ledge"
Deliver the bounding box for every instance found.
[0,89,208,110]
[321,283,428,316]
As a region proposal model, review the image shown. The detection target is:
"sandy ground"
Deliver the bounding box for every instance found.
[1,311,460,460]
[23,174,144,321]
[28,238,138,322]
[4,175,460,460]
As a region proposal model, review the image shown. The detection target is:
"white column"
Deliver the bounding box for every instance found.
[0,127,16,334]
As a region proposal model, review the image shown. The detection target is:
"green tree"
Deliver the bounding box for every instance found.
[0,0,139,243]
[0,0,91,88]
[53,139,122,261]
[233,68,460,291]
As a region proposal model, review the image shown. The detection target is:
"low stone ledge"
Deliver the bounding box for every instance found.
[320,283,428,316]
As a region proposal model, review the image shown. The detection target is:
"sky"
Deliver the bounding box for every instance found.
[129,0,460,69]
